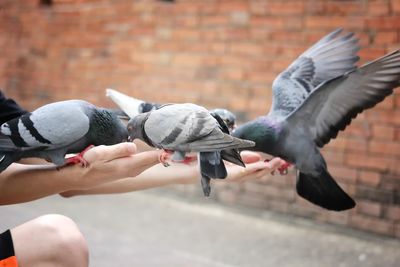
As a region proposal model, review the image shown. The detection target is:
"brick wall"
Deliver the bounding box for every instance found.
[0,0,399,237]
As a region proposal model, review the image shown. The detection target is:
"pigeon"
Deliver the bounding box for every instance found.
[106,88,237,132]
[210,108,237,132]
[0,99,128,172]
[234,29,400,211]
[126,103,255,196]
[106,88,160,118]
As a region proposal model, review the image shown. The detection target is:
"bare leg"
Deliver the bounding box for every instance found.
[11,214,89,267]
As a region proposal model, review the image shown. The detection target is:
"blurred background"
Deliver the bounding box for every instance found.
[0,0,399,266]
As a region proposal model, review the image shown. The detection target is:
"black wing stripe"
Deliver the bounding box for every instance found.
[8,119,29,147]
[20,115,52,145]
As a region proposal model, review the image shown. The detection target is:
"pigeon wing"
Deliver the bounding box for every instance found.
[286,50,400,147]
[13,100,91,149]
[270,29,360,117]
[106,88,144,118]
[144,103,217,149]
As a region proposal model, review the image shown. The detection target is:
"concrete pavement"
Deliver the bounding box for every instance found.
[1,189,400,267]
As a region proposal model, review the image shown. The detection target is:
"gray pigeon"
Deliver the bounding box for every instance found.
[233,29,400,211]
[106,88,237,132]
[127,103,255,196]
[0,99,128,172]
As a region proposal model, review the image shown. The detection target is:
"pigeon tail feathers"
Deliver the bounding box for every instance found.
[296,170,356,211]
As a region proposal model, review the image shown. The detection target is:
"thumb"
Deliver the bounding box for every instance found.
[84,142,137,163]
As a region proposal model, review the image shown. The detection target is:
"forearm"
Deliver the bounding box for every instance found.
[0,163,83,205]
[0,147,162,205]
[61,163,199,197]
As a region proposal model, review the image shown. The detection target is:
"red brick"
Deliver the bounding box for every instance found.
[371,124,395,140]
[358,170,381,186]
[393,0,400,14]
[366,109,400,126]
[350,214,394,236]
[345,121,372,138]
[395,223,400,238]
[345,138,369,153]
[305,16,346,29]
[229,42,263,56]
[374,31,399,45]
[367,16,400,30]
[357,200,382,217]
[250,17,286,29]
[329,165,358,184]
[201,15,230,26]
[369,140,400,156]
[265,1,305,15]
[385,205,400,220]
[346,152,391,171]
[395,127,400,141]
[368,0,390,16]
[307,1,364,15]
[218,1,249,13]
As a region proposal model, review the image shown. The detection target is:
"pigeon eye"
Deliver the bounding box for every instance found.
[127,126,133,132]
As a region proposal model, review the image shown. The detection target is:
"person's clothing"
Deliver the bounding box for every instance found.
[0,91,24,267]
[0,91,27,125]
[0,230,18,267]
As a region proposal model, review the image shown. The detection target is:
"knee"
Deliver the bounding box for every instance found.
[35,214,89,266]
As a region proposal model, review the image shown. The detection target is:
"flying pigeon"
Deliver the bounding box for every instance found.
[106,88,237,132]
[0,99,128,172]
[126,103,255,196]
[234,29,400,211]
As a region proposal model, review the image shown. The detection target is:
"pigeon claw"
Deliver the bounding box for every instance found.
[278,162,292,175]
[65,145,94,168]
[177,156,197,165]
[264,158,292,175]
[159,150,172,167]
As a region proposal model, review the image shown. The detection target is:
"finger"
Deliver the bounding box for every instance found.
[240,151,262,164]
[84,142,137,162]
[107,150,161,177]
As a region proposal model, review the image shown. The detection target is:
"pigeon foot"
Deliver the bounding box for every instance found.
[264,159,292,175]
[277,162,292,175]
[173,155,197,165]
[159,150,172,167]
[65,145,94,167]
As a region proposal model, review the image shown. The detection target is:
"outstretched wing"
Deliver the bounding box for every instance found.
[269,29,360,117]
[286,50,400,147]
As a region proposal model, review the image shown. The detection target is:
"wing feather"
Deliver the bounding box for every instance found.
[269,29,360,117]
[286,50,400,147]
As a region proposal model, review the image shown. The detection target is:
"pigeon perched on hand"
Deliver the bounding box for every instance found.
[234,29,400,211]
[0,100,128,172]
[127,103,255,196]
[106,88,237,132]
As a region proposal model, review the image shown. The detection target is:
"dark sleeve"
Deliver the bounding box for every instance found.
[0,91,28,125]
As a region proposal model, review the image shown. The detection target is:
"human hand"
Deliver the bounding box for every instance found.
[67,142,162,190]
[223,151,288,183]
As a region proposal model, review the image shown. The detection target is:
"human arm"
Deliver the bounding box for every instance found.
[0,143,162,205]
[60,151,287,197]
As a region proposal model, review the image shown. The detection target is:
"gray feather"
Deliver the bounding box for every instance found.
[270,28,360,117]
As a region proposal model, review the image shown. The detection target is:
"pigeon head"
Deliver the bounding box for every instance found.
[233,118,281,153]
[210,108,236,131]
[127,113,149,143]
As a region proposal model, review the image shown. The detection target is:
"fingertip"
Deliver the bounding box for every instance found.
[125,142,137,154]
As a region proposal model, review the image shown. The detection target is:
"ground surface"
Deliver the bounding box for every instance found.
[1,189,400,267]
